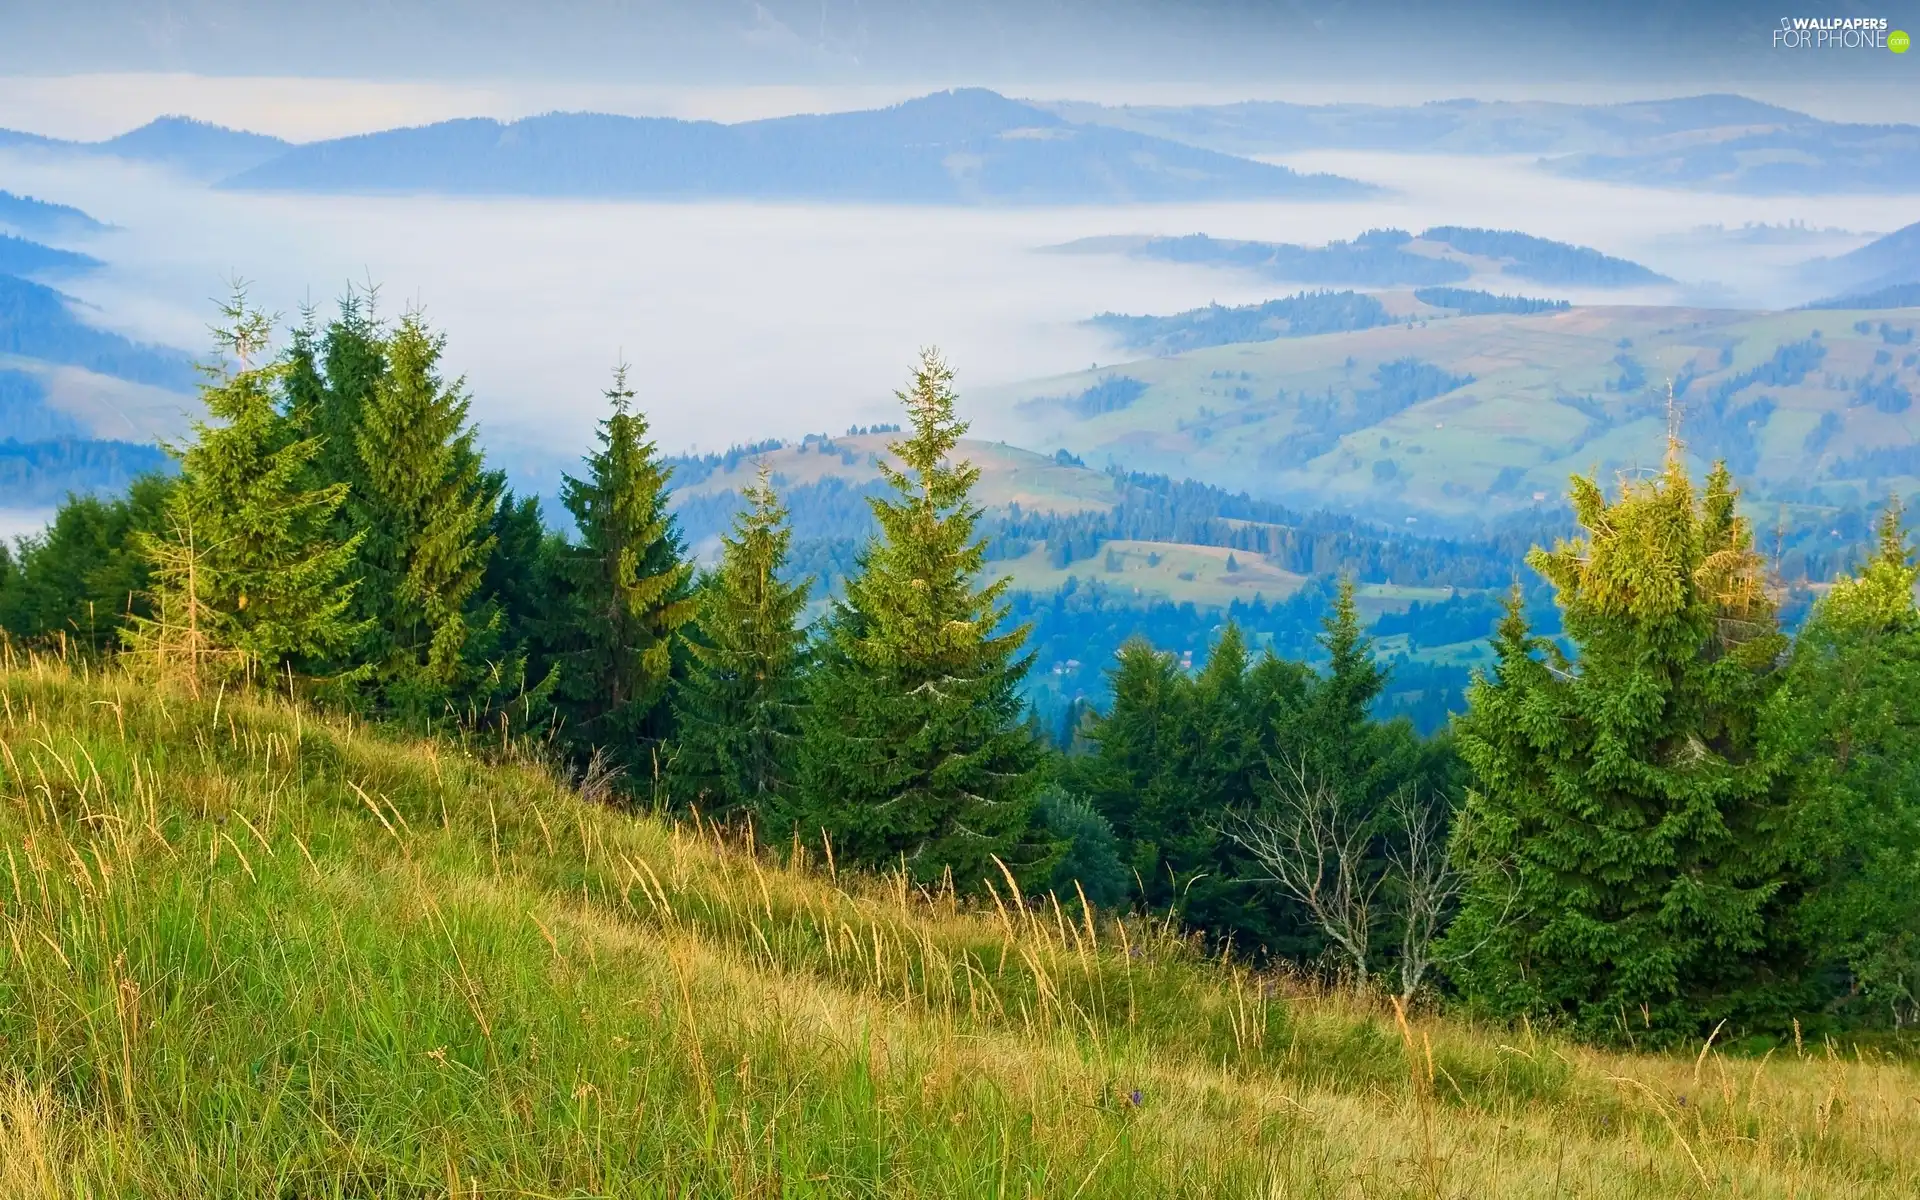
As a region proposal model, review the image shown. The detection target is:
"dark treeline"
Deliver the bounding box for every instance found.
[3,290,1916,1045]
[993,468,1545,586]
[671,457,1571,593]
[1412,287,1571,315]
[0,436,171,506]
[1089,290,1394,355]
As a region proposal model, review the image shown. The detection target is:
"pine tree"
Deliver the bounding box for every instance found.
[672,466,811,824]
[1289,576,1395,806]
[123,289,359,687]
[1442,445,1807,1040]
[313,287,386,503]
[796,349,1047,889]
[1785,501,1920,1023]
[345,310,500,719]
[552,366,696,782]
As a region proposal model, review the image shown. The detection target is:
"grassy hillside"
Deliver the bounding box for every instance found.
[675,433,1117,516]
[996,303,1920,523]
[0,658,1915,1195]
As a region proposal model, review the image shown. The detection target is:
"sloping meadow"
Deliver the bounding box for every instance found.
[0,656,1913,1197]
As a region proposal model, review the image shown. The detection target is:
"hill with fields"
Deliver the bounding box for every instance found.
[993,298,1920,524]
[0,661,1913,1195]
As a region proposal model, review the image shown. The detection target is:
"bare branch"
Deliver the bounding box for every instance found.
[1222,756,1381,990]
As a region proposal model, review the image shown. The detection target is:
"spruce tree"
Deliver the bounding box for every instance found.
[551,366,696,781]
[796,349,1046,889]
[1442,445,1806,1040]
[1785,502,1920,1022]
[123,290,359,685]
[313,287,386,503]
[672,466,811,823]
[346,310,500,718]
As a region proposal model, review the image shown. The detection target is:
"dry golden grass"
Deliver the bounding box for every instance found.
[0,653,1914,1196]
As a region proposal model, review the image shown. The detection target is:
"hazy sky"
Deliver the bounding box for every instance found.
[8,73,1920,144]
[4,1,1917,91]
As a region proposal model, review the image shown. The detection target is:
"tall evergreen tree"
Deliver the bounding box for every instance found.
[552,366,696,781]
[1442,446,1808,1040]
[122,290,359,685]
[313,287,386,504]
[1785,502,1920,1024]
[796,349,1047,889]
[672,466,810,823]
[346,310,500,718]
[1291,577,1392,800]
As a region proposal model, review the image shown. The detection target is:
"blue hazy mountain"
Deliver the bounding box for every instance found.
[1419,227,1669,286]
[1058,227,1665,289]
[0,191,107,238]
[1802,221,1920,302]
[0,234,102,277]
[1051,94,1808,156]
[0,117,292,180]
[94,116,293,178]
[1052,95,1920,195]
[218,89,1368,203]
[0,273,197,392]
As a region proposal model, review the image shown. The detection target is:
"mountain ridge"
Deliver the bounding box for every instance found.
[214,89,1369,204]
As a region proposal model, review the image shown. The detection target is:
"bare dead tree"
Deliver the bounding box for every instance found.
[1385,786,1466,1004]
[1223,757,1382,991]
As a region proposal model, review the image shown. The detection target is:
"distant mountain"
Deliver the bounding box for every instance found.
[0,117,292,180]
[1048,94,1812,156]
[0,190,106,237]
[1049,94,1920,195]
[1420,227,1670,286]
[1799,221,1920,300]
[1544,122,1920,195]
[218,89,1368,204]
[0,273,198,392]
[94,116,293,179]
[1058,227,1666,290]
[0,368,85,441]
[0,437,172,507]
[0,234,101,277]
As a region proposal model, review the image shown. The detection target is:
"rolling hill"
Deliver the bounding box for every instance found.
[990,298,1920,524]
[0,662,1912,1195]
[216,89,1368,203]
[1802,220,1920,302]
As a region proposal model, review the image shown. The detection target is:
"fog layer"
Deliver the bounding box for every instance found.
[4,144,1916,491]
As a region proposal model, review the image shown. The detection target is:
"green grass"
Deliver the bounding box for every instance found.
[1,656,1917,1196]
